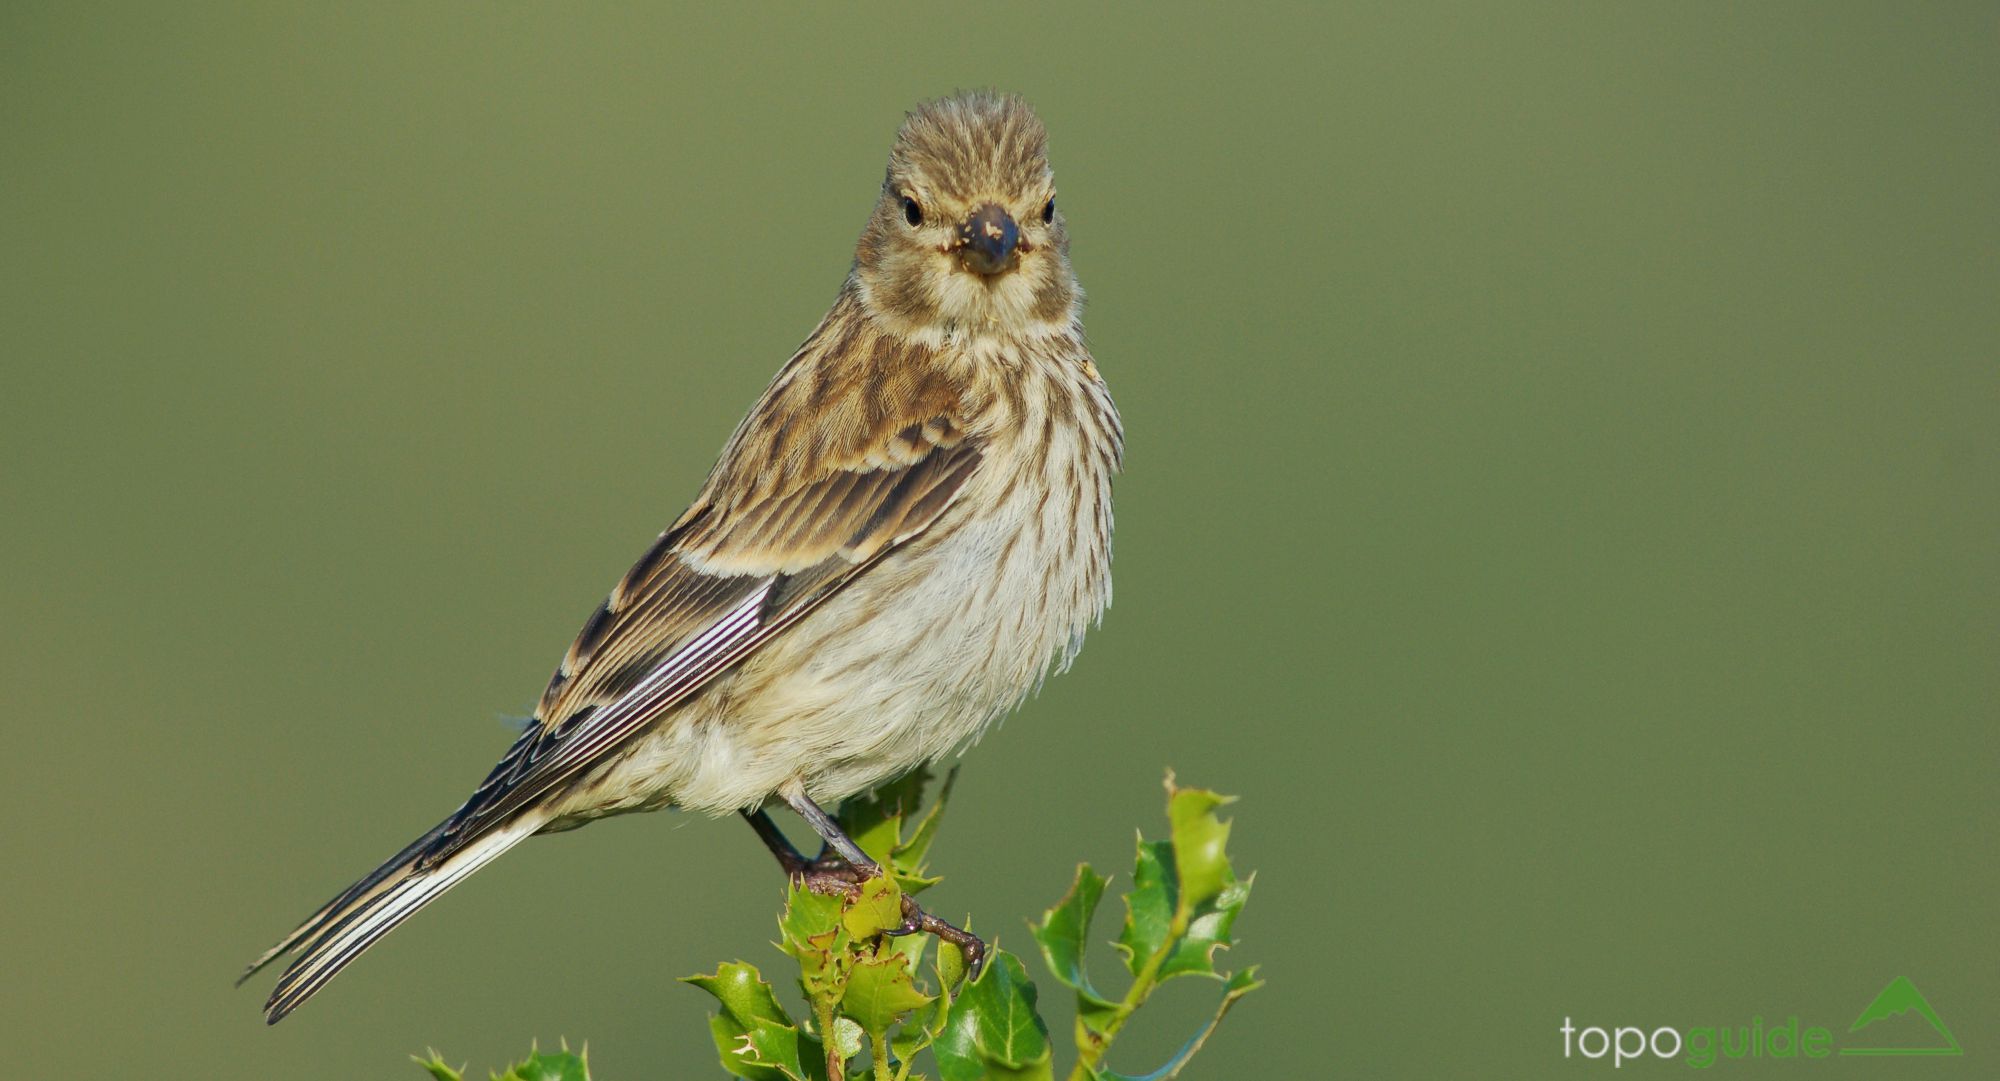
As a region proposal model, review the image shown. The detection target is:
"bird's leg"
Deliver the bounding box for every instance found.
[741,806,873,894]
[741,808,810,876]
[779,784,987,978]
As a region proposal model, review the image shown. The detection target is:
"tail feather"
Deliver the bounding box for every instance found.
[249,817,539,1023]
[237,821,452,987]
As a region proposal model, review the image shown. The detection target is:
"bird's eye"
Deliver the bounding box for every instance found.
[1041,199,1056,224]
[901,196,924,227]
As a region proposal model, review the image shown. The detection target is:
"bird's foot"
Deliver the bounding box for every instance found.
[887,894,987,980]
[788,854,874,897]
[786,857,987,981]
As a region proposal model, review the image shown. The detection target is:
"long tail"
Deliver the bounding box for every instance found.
[243,815,540,1023]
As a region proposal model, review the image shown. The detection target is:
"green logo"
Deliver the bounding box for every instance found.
[1561,976,1965,1067]
[1840,975,1962,1057]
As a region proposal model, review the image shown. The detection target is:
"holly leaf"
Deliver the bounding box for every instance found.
[685,961,824,1081]
[780,885,847,953]
[889,767,957,891]
[491,1048,591,1081]
[1113,840,1175,977]
[1158,875,1251,981]
[841,948,935,1034]
[892,980,952,1068]
[1165,782,1235,913]
[685,961,795,1029]
[837,766,932,865]
[412,1047,592,1081]
[778,884,852,1002]
[1031,863,1119,1037]
[885,918,931,973]
[1159,781,1246,980]
[841,875,904,940]
[932,949,1053,1081]
[731,1018,826,1081]
[1113,779,1247,982]
[827,767,954,893]
[1092,967,1264,1081]
[829,1016,865,1066]
[937,933,970,994]
[413,1052,464,1081]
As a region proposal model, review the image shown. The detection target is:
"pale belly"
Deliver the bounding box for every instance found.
[546,436,1111,821]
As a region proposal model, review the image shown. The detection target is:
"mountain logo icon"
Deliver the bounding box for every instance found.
[1839,976,1962,1057]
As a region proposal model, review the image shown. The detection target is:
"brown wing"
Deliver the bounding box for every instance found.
[419,409,980,862]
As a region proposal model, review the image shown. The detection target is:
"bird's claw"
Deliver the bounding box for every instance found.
[895,894,987,981]
[790,869,987,980]
[788,855,874,897]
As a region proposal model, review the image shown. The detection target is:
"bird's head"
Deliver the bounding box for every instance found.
[854,91,1078,343]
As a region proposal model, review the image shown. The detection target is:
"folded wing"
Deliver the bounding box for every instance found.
[252,396,980,1020]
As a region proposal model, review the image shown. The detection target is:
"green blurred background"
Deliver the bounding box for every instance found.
[4,3,1994,1077]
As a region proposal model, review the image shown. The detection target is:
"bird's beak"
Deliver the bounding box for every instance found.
[956,203,1020,276]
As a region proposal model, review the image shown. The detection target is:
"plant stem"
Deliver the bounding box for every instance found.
[871,1031,893,1081]
[1067,906,1190,1080]
[815,996,843,1080]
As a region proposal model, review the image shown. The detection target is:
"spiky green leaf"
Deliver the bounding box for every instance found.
[932,949,1053,1081]
[936,932,970,995]
[685,961,811,1081]
[841,948,935,1033]
[1113,840,1175,976]
[1092,967,1264,1081]
[734,1016,825,1081]
[1165,783,1235,913]
[492,1048,591,1081]
[828,1017,865,1065]
[778,883,852,1002]
[889,767,957,892]
[1157,875,1250,980]
[1031,863,1120,1036]
[413,1052,464,1081]
[841,875,904,940]
[779,884,847,953]
[686,961,796,1028]
[837,766,931,865]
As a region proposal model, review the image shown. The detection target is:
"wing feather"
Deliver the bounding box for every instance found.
[418,412,981,863]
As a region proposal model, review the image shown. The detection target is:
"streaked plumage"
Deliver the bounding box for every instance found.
[244,90,1119,1022]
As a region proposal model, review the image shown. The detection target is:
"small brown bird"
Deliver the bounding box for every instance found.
[243,91,1120,1022]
